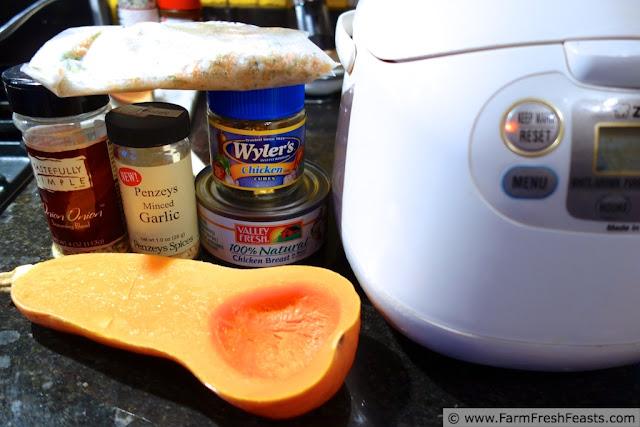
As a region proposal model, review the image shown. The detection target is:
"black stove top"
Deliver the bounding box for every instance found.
[0,100,32,215]
[0,0,101,216]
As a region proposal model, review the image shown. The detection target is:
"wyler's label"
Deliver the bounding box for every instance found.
[209,119,305,191]
[24,137,126,251]
[197,205,327,267]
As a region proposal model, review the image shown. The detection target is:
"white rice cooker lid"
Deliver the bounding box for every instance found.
[353,0,640,62]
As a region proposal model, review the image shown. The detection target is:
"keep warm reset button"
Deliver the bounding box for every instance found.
[503,166,557,199]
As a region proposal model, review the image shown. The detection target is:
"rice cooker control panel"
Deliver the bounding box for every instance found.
[471,73,640,233]
[565,100,640,223]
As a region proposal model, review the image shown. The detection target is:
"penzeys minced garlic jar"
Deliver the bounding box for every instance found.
[106,102,200,259]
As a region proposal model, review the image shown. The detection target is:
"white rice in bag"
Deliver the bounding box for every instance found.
[22,21,338,97]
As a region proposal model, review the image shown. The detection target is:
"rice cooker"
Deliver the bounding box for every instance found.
[333,0,640,371]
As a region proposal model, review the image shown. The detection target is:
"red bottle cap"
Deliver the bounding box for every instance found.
[157,0,202,10]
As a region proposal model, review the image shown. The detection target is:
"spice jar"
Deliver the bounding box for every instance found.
[207,85,306,200]
[117,0,159,27]
[106,102,200,259]
[158,0,202,22]
[113,0,158,106]
[2,64,129,257]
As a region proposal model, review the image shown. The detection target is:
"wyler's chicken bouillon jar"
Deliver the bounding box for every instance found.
[206,85,306,200]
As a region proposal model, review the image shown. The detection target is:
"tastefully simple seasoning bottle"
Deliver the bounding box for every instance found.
[2,64,129,257]
[206,85,307,200]
[106,102,200,259]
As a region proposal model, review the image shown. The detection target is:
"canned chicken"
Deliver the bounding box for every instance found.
[196,161,330,267]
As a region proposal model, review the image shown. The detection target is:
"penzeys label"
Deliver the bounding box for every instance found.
[115,153,200,257]
[208,119,305,192]
[197,202,327,267]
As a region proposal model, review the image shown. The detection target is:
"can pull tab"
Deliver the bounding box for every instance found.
[565,40,640,88]
[336,10,356,75]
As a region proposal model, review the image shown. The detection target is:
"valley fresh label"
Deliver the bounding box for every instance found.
[197,202,327,267]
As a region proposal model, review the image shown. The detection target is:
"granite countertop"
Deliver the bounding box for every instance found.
[2,93,640,426]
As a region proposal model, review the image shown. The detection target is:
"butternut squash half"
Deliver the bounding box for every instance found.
[10,253,361,419]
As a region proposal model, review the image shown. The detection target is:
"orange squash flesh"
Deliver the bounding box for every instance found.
[10,253,361,419]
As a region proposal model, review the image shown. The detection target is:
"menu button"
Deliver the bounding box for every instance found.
[503,166,557,199]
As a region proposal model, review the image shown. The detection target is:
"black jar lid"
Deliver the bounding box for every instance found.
[105,102,191,148]
[1,64,110,118]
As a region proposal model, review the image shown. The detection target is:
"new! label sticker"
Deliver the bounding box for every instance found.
[118,167,142,186]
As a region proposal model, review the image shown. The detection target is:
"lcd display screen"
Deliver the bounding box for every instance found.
[595,125,640,174]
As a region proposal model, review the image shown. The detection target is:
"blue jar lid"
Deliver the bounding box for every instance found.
[207,85,305,120]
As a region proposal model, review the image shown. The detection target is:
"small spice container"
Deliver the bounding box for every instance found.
[117,0,160,26]
[207,85,306,200]
[114,0,158,106]
[106,102,200,259]
[2,64,129,257]
[196,161,330,267]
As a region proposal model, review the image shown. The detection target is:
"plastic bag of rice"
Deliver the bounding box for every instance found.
[22,21,338,97]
